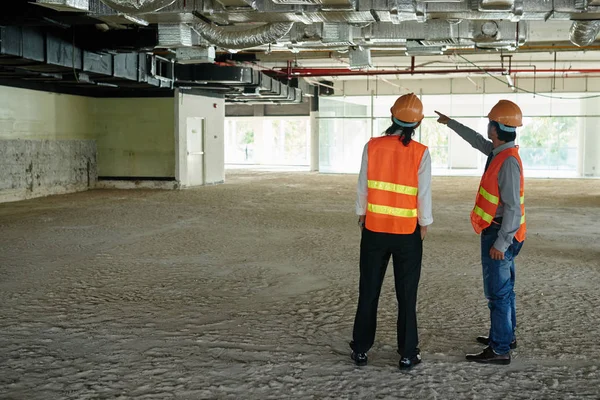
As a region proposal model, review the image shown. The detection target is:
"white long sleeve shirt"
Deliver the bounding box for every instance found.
[355,136,434,227]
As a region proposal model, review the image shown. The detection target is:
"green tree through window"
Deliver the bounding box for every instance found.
[518,117,578,170]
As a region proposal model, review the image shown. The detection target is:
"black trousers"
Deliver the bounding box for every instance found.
[351,226,423,358]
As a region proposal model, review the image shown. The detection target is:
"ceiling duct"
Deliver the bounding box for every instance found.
[405,41,446,55]
[271,0,321,4]
[289,23,324,43]
[322,23,354,45]
[99,0,176,13]
[36,0,90,12]
[569,20,600,47]
[194,20,294,49]
[175,47,216,64]
[478,0,515,11]
[214,0,255,8]
[157,23,193,47]
[472,20,526,48]
[349,47,372,69]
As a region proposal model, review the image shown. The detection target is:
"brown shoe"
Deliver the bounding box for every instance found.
[476,336,517,349]
[466,346,511,365]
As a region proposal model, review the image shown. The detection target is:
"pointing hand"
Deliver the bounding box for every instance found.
[435,111,450,125]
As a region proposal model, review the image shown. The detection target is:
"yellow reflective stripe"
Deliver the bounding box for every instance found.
[520,195,524,204]
[368,180,418,196]
[479,187,499,205]
[473,205,494,223]
[368,203,417,218]
[521,213,525,224]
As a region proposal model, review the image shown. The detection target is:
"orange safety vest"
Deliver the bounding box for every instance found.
[365,136,427,235]
[471,147,527,242]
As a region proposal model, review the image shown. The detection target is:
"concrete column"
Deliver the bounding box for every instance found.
[175,89,225,187]
[582,98,600,177]
[310,94,320,172]
[253,105,265,165]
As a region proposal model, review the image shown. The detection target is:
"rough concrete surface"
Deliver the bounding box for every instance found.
[1,171,599,399]
[0,140,97,203]
[95,179,180,190]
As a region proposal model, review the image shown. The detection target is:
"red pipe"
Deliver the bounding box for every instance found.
[270,68,505,77]
[269,67,600,77]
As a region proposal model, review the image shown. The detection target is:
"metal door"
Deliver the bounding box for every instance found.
[186,117,205,186]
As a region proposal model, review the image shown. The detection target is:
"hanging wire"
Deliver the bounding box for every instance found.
[456,54,600,100]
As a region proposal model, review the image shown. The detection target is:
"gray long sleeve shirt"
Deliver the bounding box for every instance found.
[447,119,522,252]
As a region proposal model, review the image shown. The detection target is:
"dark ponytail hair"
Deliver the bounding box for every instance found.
[385,119,416,147]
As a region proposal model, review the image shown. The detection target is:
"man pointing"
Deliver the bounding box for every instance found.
[436,100,526,365]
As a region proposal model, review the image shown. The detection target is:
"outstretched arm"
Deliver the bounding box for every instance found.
[435,111,493,156]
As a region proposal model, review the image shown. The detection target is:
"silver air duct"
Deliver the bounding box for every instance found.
[194,21,294,50]
[569,20,600,47]
[37,0,89,12]
[99,0,176,13]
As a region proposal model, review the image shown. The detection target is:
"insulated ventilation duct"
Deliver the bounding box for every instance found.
[194,21,294,50]
[99,0,176,13]
[36,0,89,12]
[569,20,600,47]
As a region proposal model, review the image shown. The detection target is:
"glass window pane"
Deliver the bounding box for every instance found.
[518,116,578,171]
[225,119,255,164]
[319,118,370,173]
[419,118,449,168]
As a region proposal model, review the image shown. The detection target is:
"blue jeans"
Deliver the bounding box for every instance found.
[481,225,523,355]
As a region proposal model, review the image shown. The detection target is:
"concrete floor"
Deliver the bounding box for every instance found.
[1,171,600,399]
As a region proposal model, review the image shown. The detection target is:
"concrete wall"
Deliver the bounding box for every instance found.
[0,86,94,141]
[175,90,225,187]
[91,98,176,178]
[0,85,181,202]
[0,86,97,202]
[0,140,96,203]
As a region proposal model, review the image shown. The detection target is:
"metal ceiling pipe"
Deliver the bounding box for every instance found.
[569,20,600,47]
[99,0,175,13]
[194,21,294,50]
[273,67,600,77]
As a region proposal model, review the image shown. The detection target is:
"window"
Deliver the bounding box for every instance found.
[419,118,449,168]
[319,118,370,173]
[225,117,310,167]
[224,120,255,164]
[518,116,578,171]
[263,119,310,166]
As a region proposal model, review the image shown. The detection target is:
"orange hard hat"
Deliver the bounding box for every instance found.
[488,100,523,127]
[390,93,424,124]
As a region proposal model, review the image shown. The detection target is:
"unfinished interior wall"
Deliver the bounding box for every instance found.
[0,86,96,203]
[0,140,96,203]
[91,98,176,178]
[175,90,225,187]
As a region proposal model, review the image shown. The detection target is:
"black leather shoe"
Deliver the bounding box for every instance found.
[349,341,368,366]
[399,351,422,370]
[476,336,517,349]
[466,346,511,365]
[351,351,368,366]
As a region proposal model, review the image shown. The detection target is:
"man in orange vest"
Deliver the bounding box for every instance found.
[436,100,526,365]
[350,93,433,370]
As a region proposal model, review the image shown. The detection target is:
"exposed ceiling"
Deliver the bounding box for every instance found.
[0,0,600,101]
